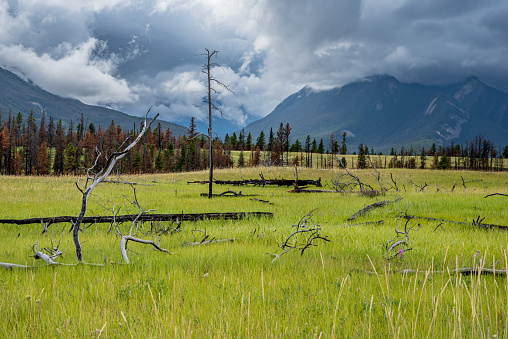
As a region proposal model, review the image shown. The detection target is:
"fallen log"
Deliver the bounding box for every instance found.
[400,214,508,231]
[188,177,322,187]
[363,267,507,275]
[0,212,274,226]
[348,197,402,221]
[199,190,258,197]
[181,238,235,246]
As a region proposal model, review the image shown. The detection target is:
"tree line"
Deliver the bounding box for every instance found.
[0,110,506,175]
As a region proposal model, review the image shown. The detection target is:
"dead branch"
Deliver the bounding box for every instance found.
[336,220,385,227]
[367,156,385,192]
[398,208,508,230]
[385,219,420,260]
[249,198,274,205]
[269,210,330,261]
[388,173,399,191]
[485,193,508,198]
[408,180,428,192]
[181,238,235,246]
[347,197,402,221]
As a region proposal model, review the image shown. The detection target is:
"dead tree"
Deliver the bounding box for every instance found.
[267,210,330,263]
[72,110,159,262]
[385,219,420,260]
[202,48,235,199]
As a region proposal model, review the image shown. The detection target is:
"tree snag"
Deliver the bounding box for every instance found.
[72,109,159,262]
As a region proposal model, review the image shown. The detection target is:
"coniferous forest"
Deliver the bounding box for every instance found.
[0,110,507,176]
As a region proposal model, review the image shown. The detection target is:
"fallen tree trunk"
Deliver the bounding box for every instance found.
[199,190,259,197]
[188,177,322,187]
[181,238,235,246]
[347,197,402,221]
[364,267,507,275]
[0,212,274,226]
[401,214,508,230]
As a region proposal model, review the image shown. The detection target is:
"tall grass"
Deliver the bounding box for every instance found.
[0,167,507,337]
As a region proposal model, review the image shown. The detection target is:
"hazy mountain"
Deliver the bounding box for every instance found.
[243,75,508,153]
[0,67,187,135]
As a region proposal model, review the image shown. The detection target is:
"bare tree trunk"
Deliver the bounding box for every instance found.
[72,111,159,262]
[207,50,214,199]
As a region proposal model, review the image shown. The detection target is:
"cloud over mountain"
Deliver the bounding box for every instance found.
[1,0,507,130]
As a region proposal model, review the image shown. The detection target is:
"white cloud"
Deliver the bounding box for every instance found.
[0,38,135,104]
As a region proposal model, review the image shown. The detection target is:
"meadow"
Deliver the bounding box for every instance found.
[0,166,507,338]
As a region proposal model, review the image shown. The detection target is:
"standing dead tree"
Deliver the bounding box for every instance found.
[72,110,159,262]
[202,48,235,199]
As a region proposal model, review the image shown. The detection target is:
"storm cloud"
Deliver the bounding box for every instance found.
[1,0,507,129]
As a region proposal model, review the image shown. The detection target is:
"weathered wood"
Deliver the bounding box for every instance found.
[199,190,258,197]
[181,238,235,246]
[401,214,508,230]
[348,197,402,221]
[364,267,507,275]
[188,177,322,187]
[0,212,274,226]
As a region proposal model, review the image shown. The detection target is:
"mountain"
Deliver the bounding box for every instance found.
[0,67,187,135]
[243,75,508,153]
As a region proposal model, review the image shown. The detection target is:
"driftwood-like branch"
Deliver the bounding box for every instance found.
[347,197,402,221]
[120,235,171,264]
[385,219,420,260]
[72,109,159,262]
[269,210,330,261]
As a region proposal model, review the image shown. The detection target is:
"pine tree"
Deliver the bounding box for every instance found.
[357,144,367,169]
[255,131,265,150]
[267,128,274,152]
[340,132,347,155]
[64,142,77,174]
[246,132,252,151]
[131,151,142,173]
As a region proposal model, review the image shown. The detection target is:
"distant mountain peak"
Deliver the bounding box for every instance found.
[243,74,508,152]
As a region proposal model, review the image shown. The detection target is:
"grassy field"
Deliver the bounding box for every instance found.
[0,167,507,337]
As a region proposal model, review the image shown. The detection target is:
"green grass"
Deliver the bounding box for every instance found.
[0,167,508,337]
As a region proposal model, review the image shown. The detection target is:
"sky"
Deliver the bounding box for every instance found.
[1,0,507,132]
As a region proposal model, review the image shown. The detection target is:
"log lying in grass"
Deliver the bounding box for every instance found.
[199,190,258,197]
[188,177,322,187]
[400,214,508,231]
[181,238,235,246]
[364,267,507,275]
[347,197,402,221]
[0,212,274,226]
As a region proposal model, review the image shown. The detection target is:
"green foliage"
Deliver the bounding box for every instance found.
[437,155,452,170]
[0,168,508,337]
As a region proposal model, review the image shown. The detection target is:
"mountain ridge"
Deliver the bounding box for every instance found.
[0,66,187,135]
[243,75,508,152]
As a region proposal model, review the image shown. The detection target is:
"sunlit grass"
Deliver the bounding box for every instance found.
[0,167,507,337]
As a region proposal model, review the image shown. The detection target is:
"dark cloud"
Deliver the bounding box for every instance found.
[0,0,507,133]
